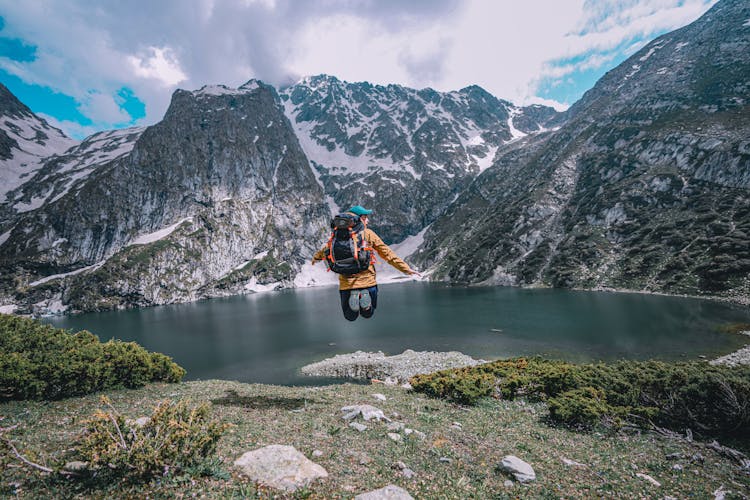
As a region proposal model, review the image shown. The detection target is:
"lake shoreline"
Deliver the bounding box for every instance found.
[4,277,749,318]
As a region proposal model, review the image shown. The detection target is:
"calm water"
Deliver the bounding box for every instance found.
[45,283,750,385]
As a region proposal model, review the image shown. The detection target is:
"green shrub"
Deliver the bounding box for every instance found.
[548,387,614,428]
[410,357,750,441]
[410,370,495,405]
[0,314,185,401]
[76,397,230,478]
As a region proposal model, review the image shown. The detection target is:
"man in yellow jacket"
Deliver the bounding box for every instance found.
[312,205,420,321]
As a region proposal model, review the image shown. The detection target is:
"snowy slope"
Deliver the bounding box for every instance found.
[0,84,77,201]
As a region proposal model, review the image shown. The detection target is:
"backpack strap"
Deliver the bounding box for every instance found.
[326,231,336,265]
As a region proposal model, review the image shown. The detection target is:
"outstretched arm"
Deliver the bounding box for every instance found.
[368,230,420,275]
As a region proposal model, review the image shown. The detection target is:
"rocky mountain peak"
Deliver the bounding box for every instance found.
[414,0,750,302]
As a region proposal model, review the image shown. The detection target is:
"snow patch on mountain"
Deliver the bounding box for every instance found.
[1,114,77,199]
[29,260,106,287]
[129,217,193,246]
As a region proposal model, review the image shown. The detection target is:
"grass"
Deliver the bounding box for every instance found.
[2,380,749,498]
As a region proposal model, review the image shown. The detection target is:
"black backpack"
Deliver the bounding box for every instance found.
[324,213,374,275]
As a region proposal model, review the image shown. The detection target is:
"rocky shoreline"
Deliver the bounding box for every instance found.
[710,331,750,367]
[300,349,484,383]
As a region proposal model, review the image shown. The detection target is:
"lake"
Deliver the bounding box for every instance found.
[45,282,750,385]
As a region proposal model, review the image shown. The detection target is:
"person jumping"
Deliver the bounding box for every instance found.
[312,205,420,321]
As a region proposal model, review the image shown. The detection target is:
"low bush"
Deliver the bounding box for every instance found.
[410,357,750,440]
[409,370,495,405]
[76,397,230,478]
[0,314,185,401]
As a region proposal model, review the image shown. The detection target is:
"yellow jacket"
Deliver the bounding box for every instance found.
[313,227,413,290]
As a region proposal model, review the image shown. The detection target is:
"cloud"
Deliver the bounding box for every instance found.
[128,47,187,87]
[0,0,716,136]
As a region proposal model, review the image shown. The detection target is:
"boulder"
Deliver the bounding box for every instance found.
[234,445,328,492]
[501,455,536,482]
[354,484,415,500]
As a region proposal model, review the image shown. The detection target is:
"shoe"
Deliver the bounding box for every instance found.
[359,289,372,310]
[348,291,360,311]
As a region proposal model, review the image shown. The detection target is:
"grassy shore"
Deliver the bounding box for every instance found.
[2,379,749,499]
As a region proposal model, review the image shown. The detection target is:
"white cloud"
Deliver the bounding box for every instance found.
[128,47,187,87]
[0,0,717,134]
[79,91,132,124]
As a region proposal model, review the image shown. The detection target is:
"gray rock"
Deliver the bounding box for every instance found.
[504,480,514,488]
[393,461,415,478]
[312,450,324,458]
[501,455,536,483]
[63,461,88,472]
[439,457,453,463]
[349,422,368,432]
[561,457,587,467]
[234,445,328,492]
[387,422,405,432]
[636,472,661,487]
[387,432,402,442]
[341,404,391,422]
[372,393,387,401]
[354,484,415,500]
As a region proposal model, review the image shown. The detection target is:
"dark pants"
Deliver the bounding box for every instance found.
[339,285,378,321]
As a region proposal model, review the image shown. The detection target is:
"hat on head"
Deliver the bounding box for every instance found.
[347,205,373,216]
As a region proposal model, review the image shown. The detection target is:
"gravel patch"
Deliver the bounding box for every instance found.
[710,331,750,367]
[300,349,484,382]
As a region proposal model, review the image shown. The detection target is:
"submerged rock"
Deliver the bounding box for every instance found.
[301,349,484,382]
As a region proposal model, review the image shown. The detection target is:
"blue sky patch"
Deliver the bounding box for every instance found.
[0,69,92,125]
[0,16,38,62]
[116,87,146,122]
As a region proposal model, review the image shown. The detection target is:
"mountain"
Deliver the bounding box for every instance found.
[0,83,77,223]
[280,75,559,242]
[413,0,750,301]
[0,82,330,314]
[0,75,559,314]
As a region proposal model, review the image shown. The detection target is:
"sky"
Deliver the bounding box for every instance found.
[0,0,717,140]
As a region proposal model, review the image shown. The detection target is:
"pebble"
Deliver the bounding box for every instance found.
[562,458,587,467]
[349,422,368,432]
[387,432,402,442]
[672,464,683,471]
[504,480,514,488]
[373,393,387,401]
[388,422,405,432]
[312,450,324,458]
[439,457,453,463]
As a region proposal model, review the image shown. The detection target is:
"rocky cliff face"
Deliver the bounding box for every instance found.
[413,0,750,301]
[280,75,558,242]
[0,82,330,314]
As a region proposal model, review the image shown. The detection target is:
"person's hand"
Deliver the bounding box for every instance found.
[408,269,421,277]
[311,258,317,265]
